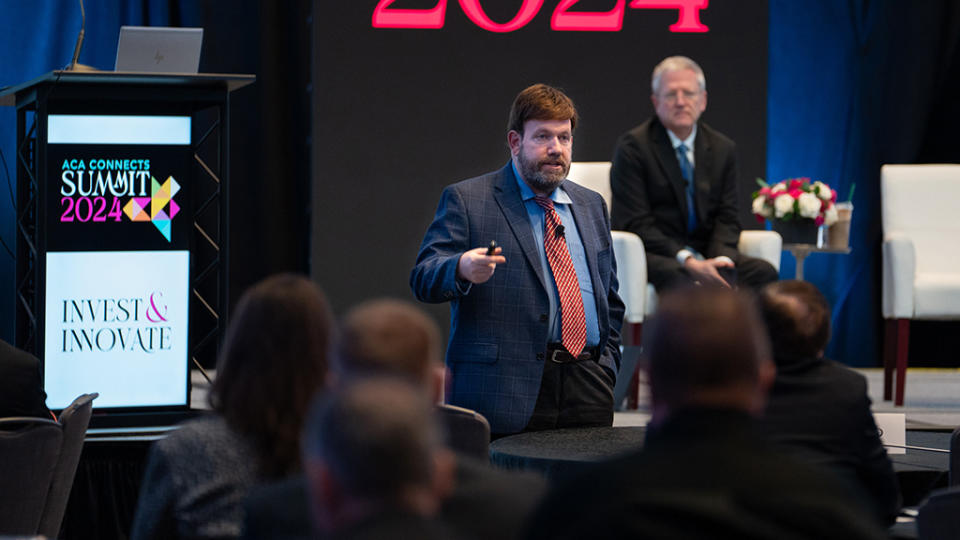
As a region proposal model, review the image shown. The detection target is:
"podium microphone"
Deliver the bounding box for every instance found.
[67,0,96,72]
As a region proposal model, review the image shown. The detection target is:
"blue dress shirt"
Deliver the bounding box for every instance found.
[512,163,600,349]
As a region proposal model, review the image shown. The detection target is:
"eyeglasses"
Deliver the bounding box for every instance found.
[659,89,701,103]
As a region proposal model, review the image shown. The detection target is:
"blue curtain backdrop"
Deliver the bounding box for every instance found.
[768,0,960,366]
[0,1,199,341]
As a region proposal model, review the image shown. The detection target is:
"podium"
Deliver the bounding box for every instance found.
[0,71,254,418]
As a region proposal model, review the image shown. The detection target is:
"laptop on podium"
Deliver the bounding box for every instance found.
[114,26,203,73]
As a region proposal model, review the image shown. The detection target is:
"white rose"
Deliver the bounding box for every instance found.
[813,181,832,201]
[752,196,772,217]
[823,204,838,226]
[797,192,822,218]
[774,194,795,218]
[771,182,787,194]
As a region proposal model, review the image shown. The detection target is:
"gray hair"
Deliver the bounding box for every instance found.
[651,56,706,95]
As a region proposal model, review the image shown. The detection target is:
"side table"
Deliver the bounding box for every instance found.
[783,244,852,280]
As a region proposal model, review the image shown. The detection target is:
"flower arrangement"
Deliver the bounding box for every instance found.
[752,177,839,227]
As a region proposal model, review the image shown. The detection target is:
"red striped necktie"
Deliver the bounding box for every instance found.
[533,195,587,357]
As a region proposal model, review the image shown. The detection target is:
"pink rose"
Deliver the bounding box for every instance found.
[789,179,803,190]
[831,189,837,202]
[788,188,803,199]
[754,214,766,224]
[759,186,772,197]
[815,215,825,226]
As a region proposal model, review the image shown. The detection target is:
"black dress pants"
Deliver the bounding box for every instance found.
[523,355,615,432]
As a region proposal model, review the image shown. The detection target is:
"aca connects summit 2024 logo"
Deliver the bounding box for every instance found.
[59,158,181,241]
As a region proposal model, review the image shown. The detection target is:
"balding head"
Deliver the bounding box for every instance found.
[643,287,774,418]
[759,280,831,362]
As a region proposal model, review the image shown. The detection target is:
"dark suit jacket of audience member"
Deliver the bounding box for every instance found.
[243,454,546,540]
[0,338,52,418]
[327,509,457,540]
[759,354,901,526]
[525,408,888,540]
[440,454,546,540]
[241,475,312,540]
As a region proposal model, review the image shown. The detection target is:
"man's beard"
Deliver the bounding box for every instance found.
[518,151,569,192]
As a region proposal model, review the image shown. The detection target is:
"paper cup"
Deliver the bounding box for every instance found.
[827,202,853,248]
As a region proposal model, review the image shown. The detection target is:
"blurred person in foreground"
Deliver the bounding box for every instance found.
[0,338,52,419]
[303,377,457,539]
[525,287,887,540]
[131,274,333,540]
[243,299,545,540]
[758,280,900,526]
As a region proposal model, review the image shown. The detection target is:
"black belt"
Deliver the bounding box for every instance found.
[546,343,598,363]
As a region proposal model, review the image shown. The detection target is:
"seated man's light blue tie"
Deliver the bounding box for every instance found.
[677,143,697,232]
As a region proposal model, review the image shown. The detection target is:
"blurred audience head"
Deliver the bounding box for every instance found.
[302,377,454,534]
[209,273,333,478]
[333,299,444,402]
[759,280,831,361]
[643,286,774,421]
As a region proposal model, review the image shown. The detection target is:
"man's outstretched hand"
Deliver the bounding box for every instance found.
[457,247,506,284]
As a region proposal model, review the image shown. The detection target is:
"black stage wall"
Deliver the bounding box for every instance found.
[311,1,769,322]
[169,1,314,367]
[199,0,313,323]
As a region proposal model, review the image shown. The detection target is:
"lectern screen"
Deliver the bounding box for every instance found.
[43,114,193,410]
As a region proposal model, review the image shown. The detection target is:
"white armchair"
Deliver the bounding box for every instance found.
[567,162,646,342]
[739,230,783,273]
[881,164,960,406]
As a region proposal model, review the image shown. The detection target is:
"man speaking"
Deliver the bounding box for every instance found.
[411,84,624,436]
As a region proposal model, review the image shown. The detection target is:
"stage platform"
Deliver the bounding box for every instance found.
[866,368,960,430]
[614,368,960,431]
[84,367,960,433]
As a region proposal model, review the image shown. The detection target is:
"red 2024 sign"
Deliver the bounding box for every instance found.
[372,0,709,33]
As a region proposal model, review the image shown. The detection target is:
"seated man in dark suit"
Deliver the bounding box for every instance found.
[758,280,901,526]
[303,378,456,540]
[243,300,545,540]
[0,338,53,419]
[526,287,887,540]
[610,56,778,290]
